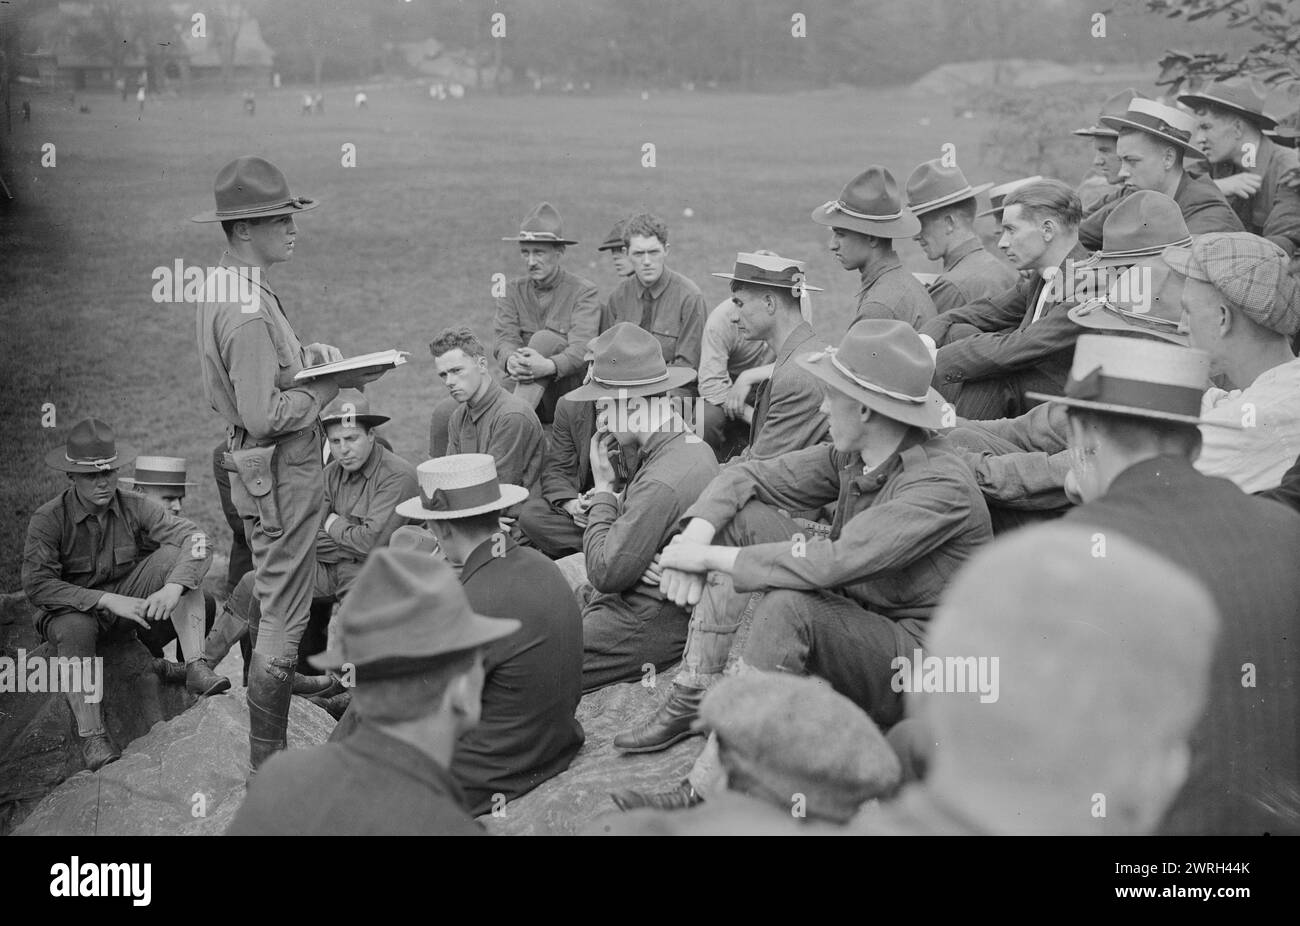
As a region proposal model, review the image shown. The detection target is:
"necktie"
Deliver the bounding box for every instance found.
[639,287,655,331]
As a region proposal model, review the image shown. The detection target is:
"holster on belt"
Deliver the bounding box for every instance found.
[224,445,284,538]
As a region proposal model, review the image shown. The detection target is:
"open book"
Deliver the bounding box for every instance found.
[293,349,410,382]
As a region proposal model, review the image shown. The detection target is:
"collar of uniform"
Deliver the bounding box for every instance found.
[343,719,470,806]
[218,250,278,300]
[774,321,818,366]
[637,425,686,467]
[66,485,126,524]
[858,251,904,294]
[640,268,673,302]
[466,378,504,424]
[532,265,565,294]
[849,427,928,487]
[460,532,518,585]
[942,236,984,272]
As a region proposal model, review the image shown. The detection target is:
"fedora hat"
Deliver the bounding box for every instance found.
[319,390,390,429]
[1072,89,1142,138]
[905,160,993,216]
[797,319,947,429]
[596,219,628,252]
[711,251,823,294]
[977,175,1043,219]
[563,322,697,401]
[120,455,197,492]
[1027,334,1236,428]
[1068,258,1190,346]
[308,548,519,678]
[1100,98,1205,158]
[502,202,578,246]
[811,165,921,238]
[45,418,137,473]
[396,453,530,521]
[1178,79,1277,130]
[191,156,319,223]
[1082,190,1192,268]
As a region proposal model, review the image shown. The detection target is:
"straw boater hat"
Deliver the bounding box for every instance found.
[120,456,198,493]
[1177,79,1278,130]
[191,156,318,223]
[904,160,993,217]
[563,322,697,402]
[797,319,947,430]
[1099,98,1205,158]
[501,202,578,246]
[811,165,921,238]
[395,453,530,521]
[308,548,519,678]
[597,219,629,252]
[977,176,1043,220]
[1071,89,1142,138]
[319,390,390,429]
[711,252,823,294]
[1026,334,1237,429]
[45,418,137,473]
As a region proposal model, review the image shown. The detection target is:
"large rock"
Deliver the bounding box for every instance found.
[12,691,335,836]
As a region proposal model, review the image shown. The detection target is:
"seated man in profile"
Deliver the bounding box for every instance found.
[22,418,211,770]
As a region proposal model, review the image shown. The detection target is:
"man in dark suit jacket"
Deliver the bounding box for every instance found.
[518,396,597,558]
[1033,334,1300,836]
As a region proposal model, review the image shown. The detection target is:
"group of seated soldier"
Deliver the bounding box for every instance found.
[23,78,1300,834]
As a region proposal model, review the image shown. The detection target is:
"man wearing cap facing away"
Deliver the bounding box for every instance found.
[193,156,388,769]
[377,454,584,813]
[1182,79,1300,262]
[563,322,720,691]
[1029,334,1300,835]
[1071,89,1141,215]
[905,160,1018,314]
[611,321,991,810]
[812,165,936,331]
[226,549,517,835]
[22,419,212,770]
[490,202,600,425]
[185,391,417,698]
[1078,97,1243,250]
[921,178,1091,420]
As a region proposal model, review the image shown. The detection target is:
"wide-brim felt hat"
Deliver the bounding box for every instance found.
[811,165,921,238]
[502,201,578,245]
[711,251,823,293]
[45,418,137,473]
[309,548,519,676]
[1100,98,1205,158]
[1266,124,1300,149]
[905,160,993,216]
[1072,88,1142,138]
[1081,190,1191,268]
[396,453,530,520]
[797,319,947,430]
[1067,257,1190,346]
[977,176,1043,218]
[191,156,319,223]
[320,389,390,429]
[1027,333,1236,429]
[564,322,697,401]
[120,455,197,490]
[1178,79,1277,130]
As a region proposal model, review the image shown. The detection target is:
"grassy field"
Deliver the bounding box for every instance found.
[0,82,1102,591]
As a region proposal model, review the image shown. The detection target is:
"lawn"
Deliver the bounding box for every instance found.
[0,81,1101,591]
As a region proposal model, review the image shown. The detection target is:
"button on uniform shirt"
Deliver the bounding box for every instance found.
[446,379,544,493]
[745,322,830,461]
[315,444,420,563]
[195,253,336,442]
[23,488,212,616]
[601,269,706,373]
[853,253,937,331]
[1079,171,1244,251]
[226,720,485,836]
[926,237,1020,315]
[492,268,601,380]
[684,432,992,627]
[1208,136,1300,259]
[698,296,775,406]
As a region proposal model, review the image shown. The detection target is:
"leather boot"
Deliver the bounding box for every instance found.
[612,683,704,753]
[153,657,188,685]
[291,672,342,697]
[184,603,247,696]
[609,780,702,812]
[80,732,121,771]
[246,651,296,773]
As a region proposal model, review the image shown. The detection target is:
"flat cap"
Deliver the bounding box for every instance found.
[1162,233,1300,336]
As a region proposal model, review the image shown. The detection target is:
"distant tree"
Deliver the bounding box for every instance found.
[1143,0,1300,92]
[259,0,377,86]
[211,0,252,89]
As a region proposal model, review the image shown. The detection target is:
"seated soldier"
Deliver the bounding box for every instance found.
[595,217,635,285]
[611,321,992,808]
[428,325,544,497]
[561,323,720,692]
[378,454,584,813]
[185,392,417,696]
[21,419,212,770]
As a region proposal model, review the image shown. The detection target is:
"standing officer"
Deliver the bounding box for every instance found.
[192,156,382,770]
